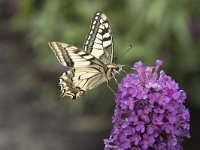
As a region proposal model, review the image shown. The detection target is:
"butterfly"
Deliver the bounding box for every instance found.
[49,11,123,99]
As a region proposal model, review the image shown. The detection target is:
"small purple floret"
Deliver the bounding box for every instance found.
[104,60,190,150]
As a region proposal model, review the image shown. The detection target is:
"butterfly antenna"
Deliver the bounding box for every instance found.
[121,44,133,58]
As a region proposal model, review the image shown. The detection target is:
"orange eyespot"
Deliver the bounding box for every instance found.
[78,90,85,97]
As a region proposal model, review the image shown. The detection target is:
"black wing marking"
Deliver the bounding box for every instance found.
[83,11,113,64]
[49,42,105,68]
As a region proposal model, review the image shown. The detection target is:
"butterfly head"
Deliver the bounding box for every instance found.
[107,64,123,78]
[114,64,122,73]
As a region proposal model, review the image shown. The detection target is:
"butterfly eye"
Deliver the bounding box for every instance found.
[115,66,120,71]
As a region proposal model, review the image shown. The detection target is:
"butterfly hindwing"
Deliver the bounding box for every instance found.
[83,11,113,64]
[59,67,106,99]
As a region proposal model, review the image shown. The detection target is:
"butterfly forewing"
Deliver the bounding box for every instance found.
[49,42,74,67]
[83,11,113,64]
[49,42,105,68]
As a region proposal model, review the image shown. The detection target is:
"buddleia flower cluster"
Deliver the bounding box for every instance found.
[104,60,190,150]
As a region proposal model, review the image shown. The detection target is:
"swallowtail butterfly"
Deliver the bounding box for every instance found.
[49,11,122,99]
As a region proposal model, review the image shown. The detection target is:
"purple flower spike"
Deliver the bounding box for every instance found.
[104,60,190,150]
[133,61,143,70]
[133,61,145,82]
[155,60,163,73]
[156,60,163,66]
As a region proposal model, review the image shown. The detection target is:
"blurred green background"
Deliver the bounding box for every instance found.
[0,0,200,149]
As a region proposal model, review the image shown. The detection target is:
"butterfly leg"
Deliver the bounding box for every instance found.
[106,81,116,96]
[113,75,119,84]
[114,70,124,76]
[121,69,128,75]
